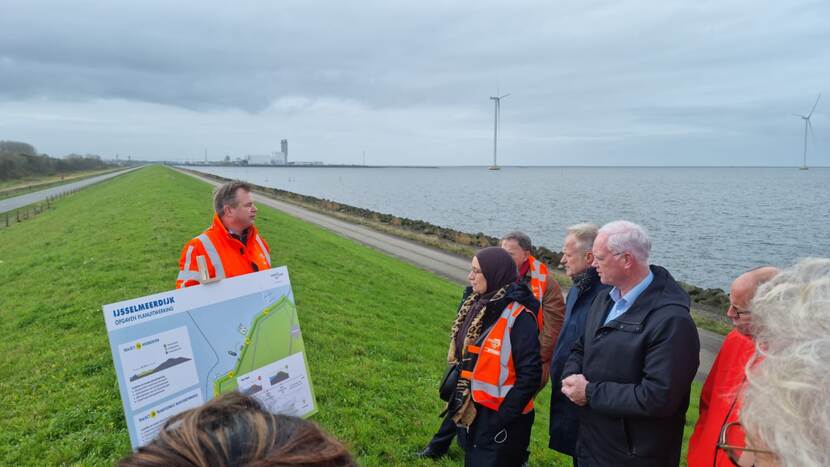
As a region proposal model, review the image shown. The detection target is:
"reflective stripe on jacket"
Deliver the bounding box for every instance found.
[463,301,535,413]
[176,213,271,288]
[527,256,548,329]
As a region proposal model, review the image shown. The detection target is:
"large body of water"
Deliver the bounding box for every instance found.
[187,165,829,290]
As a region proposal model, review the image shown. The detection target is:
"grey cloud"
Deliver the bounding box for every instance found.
[0,0,828,165]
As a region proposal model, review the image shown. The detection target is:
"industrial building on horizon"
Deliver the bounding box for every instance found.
[184,139,322,166]
[247,139,289,165]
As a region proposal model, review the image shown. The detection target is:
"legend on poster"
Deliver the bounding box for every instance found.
[117,326,199,410]
[237,352,314,418]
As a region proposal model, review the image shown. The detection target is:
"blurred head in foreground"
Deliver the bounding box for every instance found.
[119,392,355,467]
[739,257,830,467]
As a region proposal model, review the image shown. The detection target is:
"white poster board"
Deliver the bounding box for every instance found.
[102,266,317,449]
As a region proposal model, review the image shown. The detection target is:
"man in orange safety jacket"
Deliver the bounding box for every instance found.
[176,181,271,288]
[501,231,566,388]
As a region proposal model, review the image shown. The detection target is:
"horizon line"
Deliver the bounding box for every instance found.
[166,162,830,169]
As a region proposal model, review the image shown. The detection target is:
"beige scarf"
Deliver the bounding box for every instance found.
[446,286,508,427]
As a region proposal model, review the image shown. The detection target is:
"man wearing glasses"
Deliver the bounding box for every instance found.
[560,220,700,467]
[687,266,778,467]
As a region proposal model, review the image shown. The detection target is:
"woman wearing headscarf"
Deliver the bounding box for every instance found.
[448,246,542,467]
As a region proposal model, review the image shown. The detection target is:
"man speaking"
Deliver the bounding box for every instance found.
[176,181,272,288]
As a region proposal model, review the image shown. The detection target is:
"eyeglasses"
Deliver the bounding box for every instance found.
[717,421,775,466]
[469,267,483,276]
[729,304,751,318]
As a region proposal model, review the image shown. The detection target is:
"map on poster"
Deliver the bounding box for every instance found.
[102,266,317,449]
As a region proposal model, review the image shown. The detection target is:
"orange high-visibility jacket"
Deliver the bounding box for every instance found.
[462,301,535,413]
[527,256,548,329]
[176,213,272,288]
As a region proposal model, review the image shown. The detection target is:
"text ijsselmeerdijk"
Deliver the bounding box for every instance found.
[111,297,176,323]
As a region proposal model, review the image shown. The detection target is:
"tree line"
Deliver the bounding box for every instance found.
[0,140,114,181]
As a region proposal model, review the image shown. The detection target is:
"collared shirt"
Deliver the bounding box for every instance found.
[227,227,250,246]
[604,270,654,325]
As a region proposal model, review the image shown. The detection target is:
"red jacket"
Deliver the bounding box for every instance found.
[687,330,756,467]
[176,214,271,288]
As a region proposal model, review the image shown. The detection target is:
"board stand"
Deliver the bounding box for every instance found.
[196,255,221,285]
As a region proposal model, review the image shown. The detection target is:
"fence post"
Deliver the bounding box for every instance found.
[16,209,20,222]
[5,212,8,227]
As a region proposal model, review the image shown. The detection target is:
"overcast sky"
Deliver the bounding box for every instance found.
[1,0,828,166]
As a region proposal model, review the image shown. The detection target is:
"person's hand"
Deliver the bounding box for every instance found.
[561,374,589,406]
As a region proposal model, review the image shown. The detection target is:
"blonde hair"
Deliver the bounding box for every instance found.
[741,257,830,467]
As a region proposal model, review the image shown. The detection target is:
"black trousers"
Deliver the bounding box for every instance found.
[426,412,458,454]
[458,407,535,467]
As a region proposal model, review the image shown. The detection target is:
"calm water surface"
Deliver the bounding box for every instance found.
[187,166,830,290]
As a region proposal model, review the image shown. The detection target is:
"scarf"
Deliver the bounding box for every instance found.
[444,247,517,427]
[573,267,599,294]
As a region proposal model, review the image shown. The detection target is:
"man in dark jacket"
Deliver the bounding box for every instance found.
[548,223,610,465]
[561,220,700,467]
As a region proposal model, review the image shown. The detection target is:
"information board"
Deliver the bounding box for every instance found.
[102,266,316,449]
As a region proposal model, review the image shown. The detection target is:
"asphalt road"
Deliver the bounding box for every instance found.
[178,167,723,381]
[0,167,139,214]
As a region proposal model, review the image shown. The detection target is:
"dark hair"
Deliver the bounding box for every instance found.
[475,246,519,294]
[500,231,532,252]
[118,392,355,467]
[213,181,253,215]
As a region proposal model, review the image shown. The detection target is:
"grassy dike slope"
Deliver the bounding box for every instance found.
[0,166,700,465]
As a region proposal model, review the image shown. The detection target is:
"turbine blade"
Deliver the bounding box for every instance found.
[808,119,816,145]
[500,93,511,99]
[807,93,821,118]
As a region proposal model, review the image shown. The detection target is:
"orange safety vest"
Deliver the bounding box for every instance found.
[176,213,272,288]
[461,301,535,413]
[527,256,548,329]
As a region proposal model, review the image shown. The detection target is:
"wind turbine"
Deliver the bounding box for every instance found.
[795,93,821,170]
[489,93,510,170]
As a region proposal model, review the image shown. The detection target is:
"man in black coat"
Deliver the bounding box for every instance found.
[561,221,700,467]
[548,224,610,466]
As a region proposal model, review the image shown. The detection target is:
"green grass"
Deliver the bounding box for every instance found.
[0,168,119,200]
[691,310,733,335]
[0,165,702,465]
[213,297,305,396]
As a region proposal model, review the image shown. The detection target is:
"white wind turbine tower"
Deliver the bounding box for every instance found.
[489,93,510,170]
[795,93,821,170]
